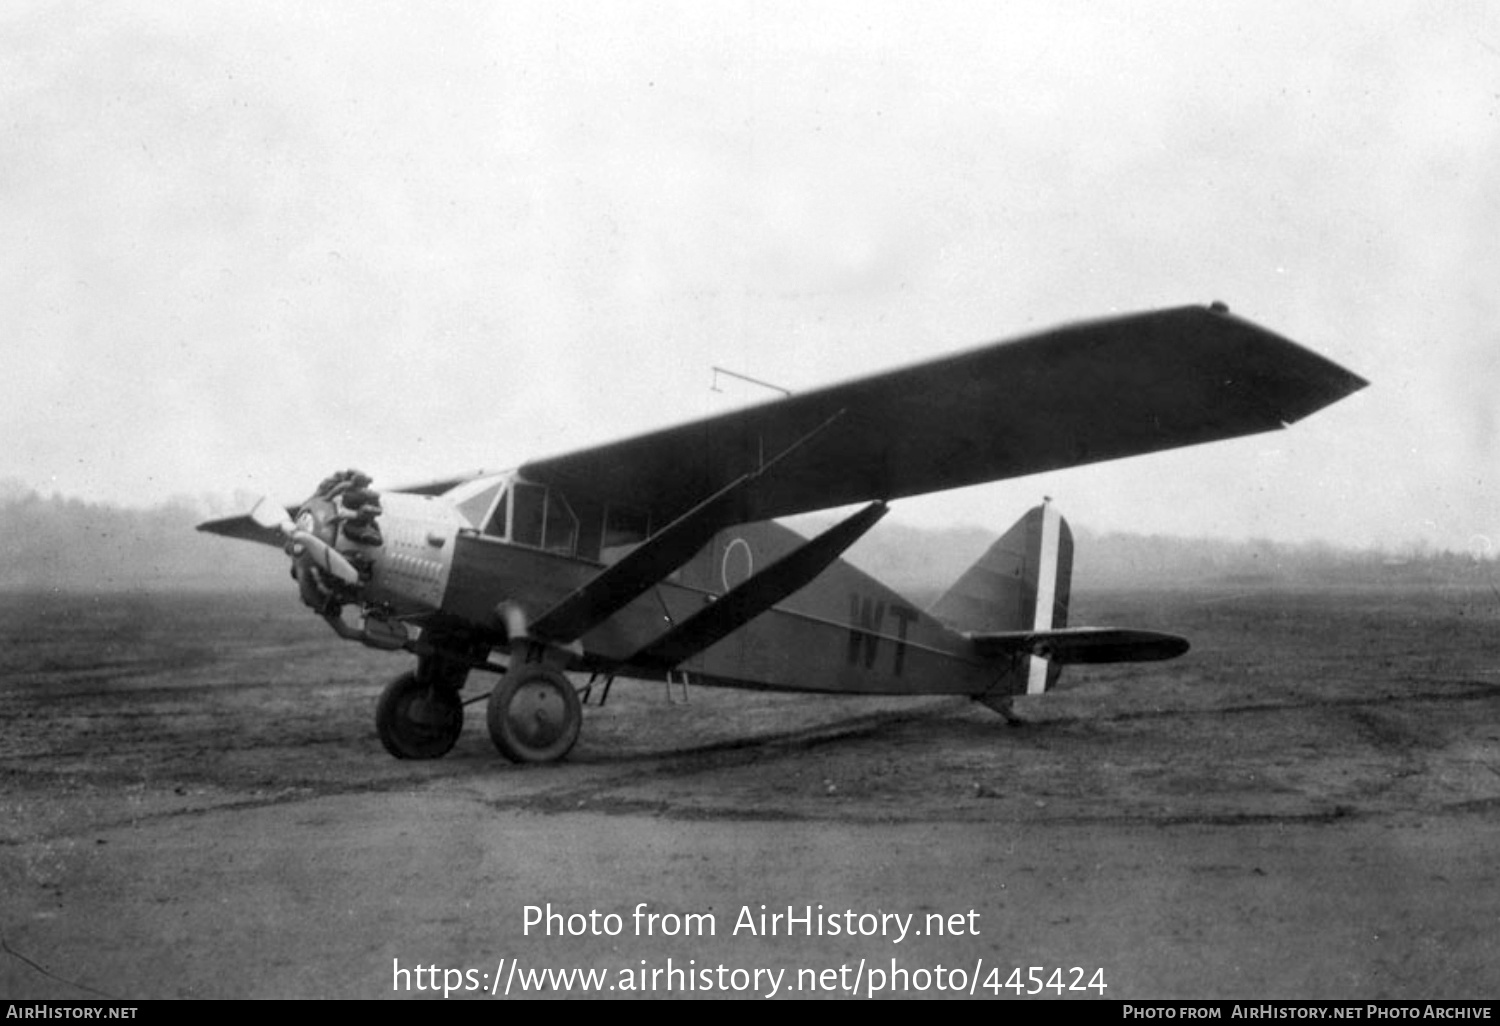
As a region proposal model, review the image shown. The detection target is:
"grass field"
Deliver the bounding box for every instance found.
[2,584,1498,998]
[3,585,1498,823]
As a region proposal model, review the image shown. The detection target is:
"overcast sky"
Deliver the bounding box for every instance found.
[3,1,1496,552]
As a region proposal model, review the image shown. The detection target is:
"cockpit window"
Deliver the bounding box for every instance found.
[456,482,501,530]
[483,489,509,538]
[512,483,545,547]
[505,483,579,556]
[543,492,578,555]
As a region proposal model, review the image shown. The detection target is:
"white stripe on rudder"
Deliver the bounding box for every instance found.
[1027,501,1061,695]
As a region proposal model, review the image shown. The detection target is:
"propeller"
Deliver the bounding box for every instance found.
[250,497,361,586]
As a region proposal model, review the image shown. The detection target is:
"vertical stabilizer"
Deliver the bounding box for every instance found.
[932,501,1074,691]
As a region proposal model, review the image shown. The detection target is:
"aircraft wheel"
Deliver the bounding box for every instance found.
[376,670,463,759]
[486,666,582,763]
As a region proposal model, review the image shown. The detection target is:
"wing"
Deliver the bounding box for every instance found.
[520,304,1367,524]
[385,470,493,496]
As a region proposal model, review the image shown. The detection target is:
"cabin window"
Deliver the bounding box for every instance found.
[511,483,545,547]
[483,489,509,538]
[572,496,605,562]
[543,491,579,555]
[457,483,502,530]
[601,505,650,562]
[503,483,579,556]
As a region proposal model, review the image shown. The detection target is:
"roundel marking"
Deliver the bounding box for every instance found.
[721,537,753,592]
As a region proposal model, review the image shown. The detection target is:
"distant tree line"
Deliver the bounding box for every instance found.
[812,514,1498,597]
[0,480,1491,594]
[1066,528,1495,589]
[0,480,283,591]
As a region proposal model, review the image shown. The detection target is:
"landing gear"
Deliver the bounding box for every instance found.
[376,670,464,759]
[486,665,582,763]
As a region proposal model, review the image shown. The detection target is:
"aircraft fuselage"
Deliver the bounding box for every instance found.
[344,480,1002,697]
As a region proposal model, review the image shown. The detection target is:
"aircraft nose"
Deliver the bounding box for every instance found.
[307,469,385,547]
[279,470,386,609]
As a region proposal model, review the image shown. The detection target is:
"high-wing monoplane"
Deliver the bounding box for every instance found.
[199,303,1366,762]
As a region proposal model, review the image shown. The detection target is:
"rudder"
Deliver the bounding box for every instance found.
[931,501,1073,692]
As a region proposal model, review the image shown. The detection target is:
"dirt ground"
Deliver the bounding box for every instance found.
[2,585,1499,999]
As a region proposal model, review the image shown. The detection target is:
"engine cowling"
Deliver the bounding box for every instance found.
[286,469,380,613]
[290,469,469,628]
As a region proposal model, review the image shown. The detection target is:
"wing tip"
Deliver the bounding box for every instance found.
[194,513,286,549]
[195,515,236,536]
[1196,300,1370,413]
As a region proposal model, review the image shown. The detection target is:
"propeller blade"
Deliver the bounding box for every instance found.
[250,497,296,533]
[242,496,361,586]
[290,531,362,585]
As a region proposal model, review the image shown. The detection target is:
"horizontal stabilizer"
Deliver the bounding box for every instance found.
[628,502,888,670]
[972,627,1189,665]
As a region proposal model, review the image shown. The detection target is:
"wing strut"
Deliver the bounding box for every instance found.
[628,501,889,671]
[525,411,846,644]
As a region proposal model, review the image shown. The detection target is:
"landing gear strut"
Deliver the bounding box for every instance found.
[486,665,582,764]
[375,669,464,759]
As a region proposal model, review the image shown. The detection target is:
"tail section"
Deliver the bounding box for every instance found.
[932,500,1072,694]
[936,501,1187,702]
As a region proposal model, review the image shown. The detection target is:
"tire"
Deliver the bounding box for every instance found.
[376,670,463,759]
[486,665,582,763]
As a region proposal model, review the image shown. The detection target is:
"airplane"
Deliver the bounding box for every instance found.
[198,302,1366,763]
